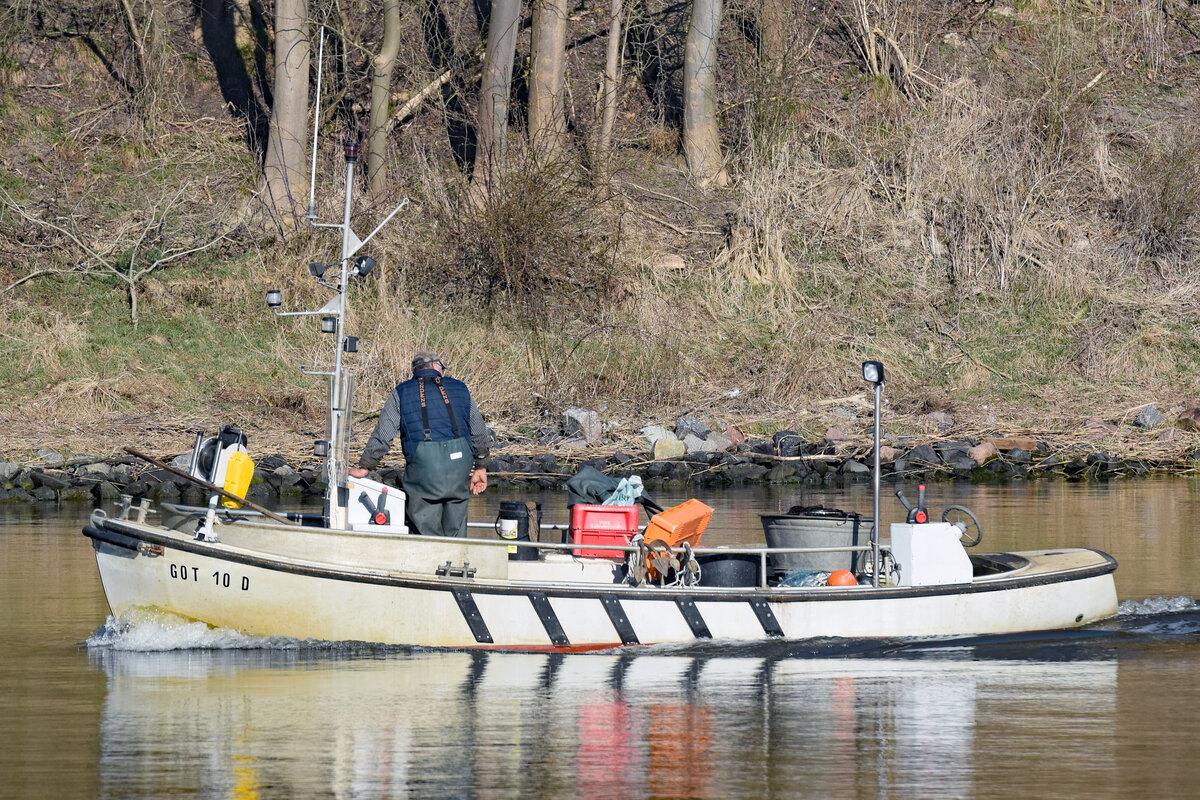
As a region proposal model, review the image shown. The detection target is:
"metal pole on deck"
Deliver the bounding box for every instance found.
[862,360,885,588]
[327,143,357,495]
[871,379,882,587]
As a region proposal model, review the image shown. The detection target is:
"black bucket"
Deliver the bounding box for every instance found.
[695,551,761,587]
[497,501,541,561]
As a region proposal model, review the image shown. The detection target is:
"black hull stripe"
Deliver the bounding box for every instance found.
[85,519,1118,604]
[675,597,712,639]
[600,595,639,645]
[529,592,569,647]
[452,588,493,643]
[750,598,785,637]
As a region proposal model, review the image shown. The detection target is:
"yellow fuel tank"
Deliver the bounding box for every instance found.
[221,451,254,508]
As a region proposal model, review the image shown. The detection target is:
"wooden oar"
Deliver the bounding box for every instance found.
[124,446,300,526]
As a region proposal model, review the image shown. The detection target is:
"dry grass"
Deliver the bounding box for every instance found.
[1,0,1199,465]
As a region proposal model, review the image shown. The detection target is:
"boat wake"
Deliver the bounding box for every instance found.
[1118,594,1198,617]
[86,612,323,652]
[1113,594,1200,637]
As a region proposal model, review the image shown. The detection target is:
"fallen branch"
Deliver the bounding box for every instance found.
[926,316,1017,384]
[616,179,700,210]
[387,69,454,131]
[620,198,723,236]
[742,451,847,462]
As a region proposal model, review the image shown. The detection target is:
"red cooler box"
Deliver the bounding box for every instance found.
[571,504,640,558]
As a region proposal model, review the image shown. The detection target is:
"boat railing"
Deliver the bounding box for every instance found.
[463,522,886,588]
[152,507,883,588]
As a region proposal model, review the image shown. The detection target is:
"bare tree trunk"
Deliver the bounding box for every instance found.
[594,0,623,180]
[116,0,170,127]
[683,0,728,187]
[117,0,150,83]
[261,0,310,227]
[368,0,402,194]
[146,0,167,56]
[758,0,786,77]
[528,0,568,163]
[470,0,521,203]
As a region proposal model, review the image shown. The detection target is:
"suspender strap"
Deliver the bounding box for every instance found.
[433,376,461,438]
[418,378,432,441]
[418,376,461,441]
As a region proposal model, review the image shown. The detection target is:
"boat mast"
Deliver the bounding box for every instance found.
[326,142,359,525]
[266,143,360,525]
[267,27,409,526]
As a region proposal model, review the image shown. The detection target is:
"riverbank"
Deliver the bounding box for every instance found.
[3,3,1200,495]
[3,406,1197,507]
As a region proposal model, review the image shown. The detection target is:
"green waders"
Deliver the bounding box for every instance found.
[403,375,473,537]
[403,438,472,537]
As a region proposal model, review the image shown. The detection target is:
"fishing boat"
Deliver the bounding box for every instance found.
[82,116,1117,651]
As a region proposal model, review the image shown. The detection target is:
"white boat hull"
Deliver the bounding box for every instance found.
[85,512,1118,651]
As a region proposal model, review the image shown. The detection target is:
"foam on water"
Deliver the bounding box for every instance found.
[86,612,315,651]
[1117,595,1198,617]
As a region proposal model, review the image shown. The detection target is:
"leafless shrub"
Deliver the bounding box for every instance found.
[1023,9,1106,163]
[645,124,679,156]
[1116,121,1200,259]
[1,185,233,327]
[435,165,618,309]
[842,0,915,95]
[922,98,1064,294]
[1138,0,1168,75]
[410,156,622,381]
[714,74,1101,303]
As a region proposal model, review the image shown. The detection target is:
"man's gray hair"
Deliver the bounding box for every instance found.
[412,350,442,371]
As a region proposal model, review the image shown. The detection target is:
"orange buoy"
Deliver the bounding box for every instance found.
[827,569,857,586]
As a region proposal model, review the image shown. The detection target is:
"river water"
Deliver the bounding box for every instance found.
[3,477,1200,799]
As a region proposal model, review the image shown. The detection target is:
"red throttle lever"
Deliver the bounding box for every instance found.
[358,490,391,525]
[895,486,929,524]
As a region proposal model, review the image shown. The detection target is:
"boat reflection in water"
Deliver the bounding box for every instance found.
[88,622,1118,799]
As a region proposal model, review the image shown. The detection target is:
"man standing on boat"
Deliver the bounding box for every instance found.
[348,351,489,537]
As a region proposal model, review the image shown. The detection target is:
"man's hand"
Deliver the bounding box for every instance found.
[348,467,368,478]
[469,467,487,495]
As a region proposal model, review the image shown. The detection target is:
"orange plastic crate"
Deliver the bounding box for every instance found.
[644,499,713,548]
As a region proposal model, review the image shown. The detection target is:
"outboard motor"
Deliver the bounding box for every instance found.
[190,426,248,487]
[190,426,252,540]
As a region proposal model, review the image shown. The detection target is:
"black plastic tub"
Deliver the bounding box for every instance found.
[695,550,762,587]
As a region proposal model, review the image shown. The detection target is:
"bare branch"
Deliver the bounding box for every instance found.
[1,189,116,268]
[0,184,234,325]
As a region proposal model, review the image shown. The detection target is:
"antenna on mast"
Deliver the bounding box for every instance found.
[305,26,326,221]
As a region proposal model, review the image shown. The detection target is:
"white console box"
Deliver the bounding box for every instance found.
[345,475,409,535]
[889,522,973,586]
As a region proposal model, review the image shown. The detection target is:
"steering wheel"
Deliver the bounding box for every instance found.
[942,504,983,547]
